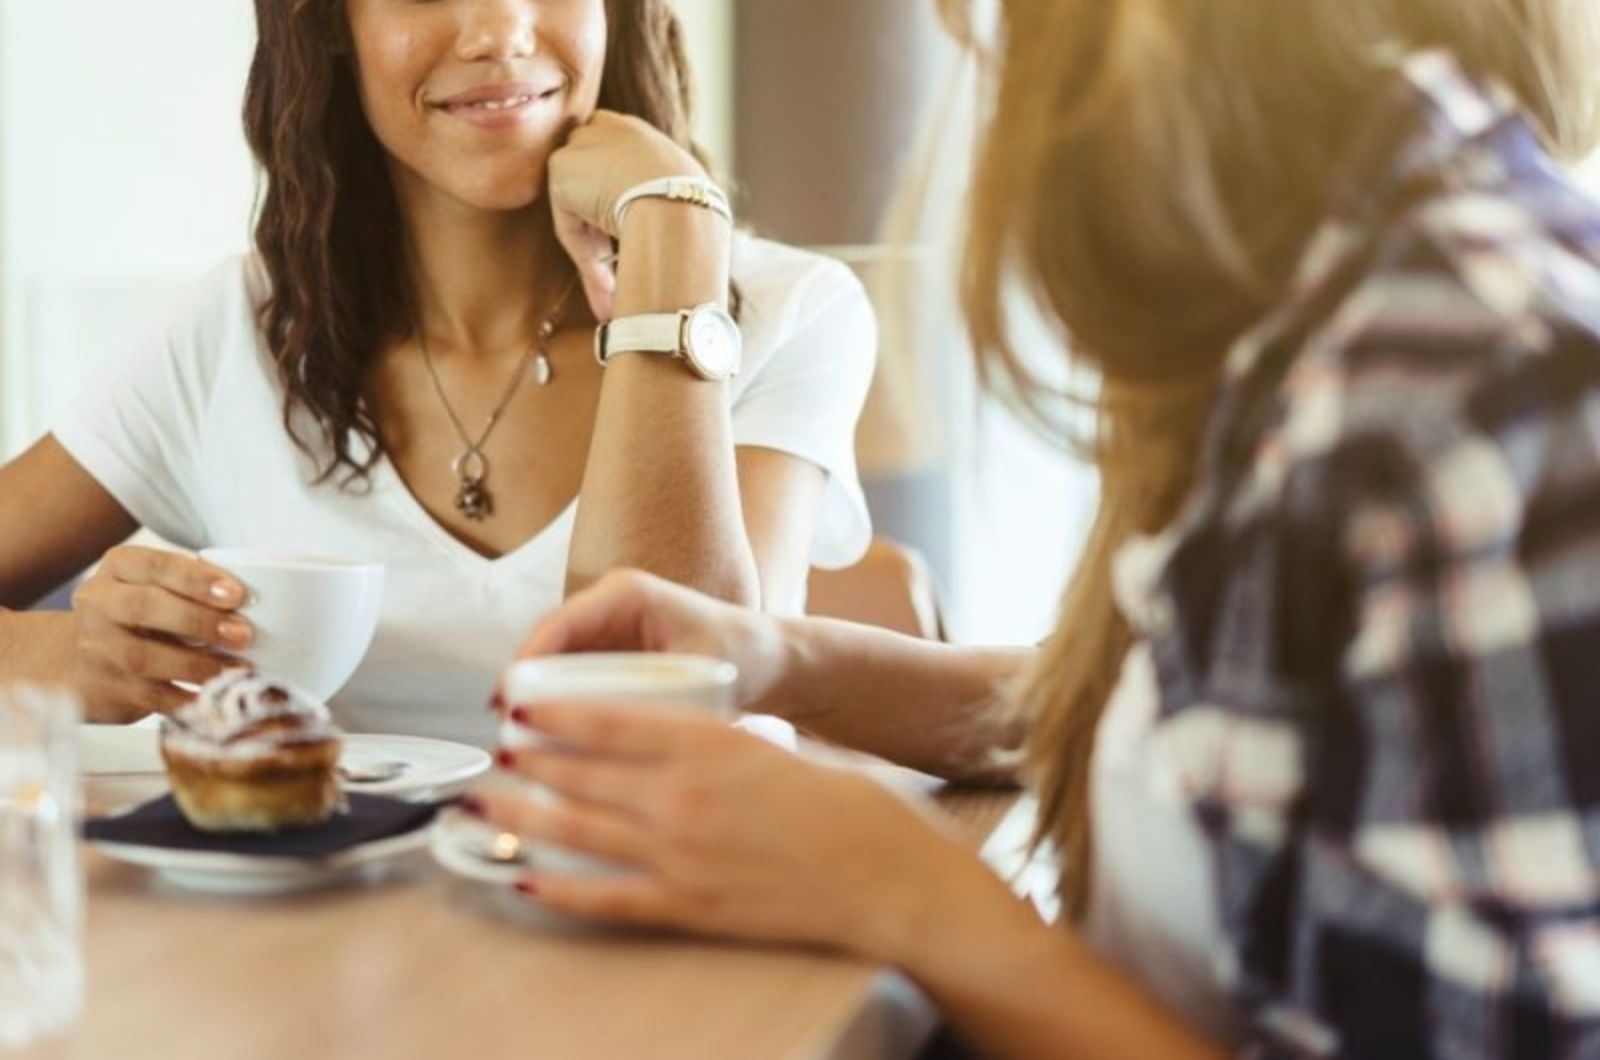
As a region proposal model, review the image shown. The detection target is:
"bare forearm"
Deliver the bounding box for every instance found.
[566,204,757,604]
[771,616,1031,781]
[0,609,78,688]
[919,915,1225,1060]
[877,843,1224,1060]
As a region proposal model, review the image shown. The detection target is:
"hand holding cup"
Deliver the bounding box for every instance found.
[70,546,249,722]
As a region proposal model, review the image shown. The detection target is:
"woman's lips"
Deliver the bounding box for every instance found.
[433,83,563,128]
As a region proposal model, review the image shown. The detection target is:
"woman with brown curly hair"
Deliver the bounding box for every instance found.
[0,0,875,741]
[465,0,1600,1055]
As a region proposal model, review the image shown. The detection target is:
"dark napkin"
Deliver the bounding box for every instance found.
[83,793,445,860]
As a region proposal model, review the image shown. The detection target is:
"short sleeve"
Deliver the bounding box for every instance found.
[731,255,877,570]
[51,259,246,550]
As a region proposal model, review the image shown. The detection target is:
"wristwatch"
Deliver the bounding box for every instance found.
[595,305,742,381]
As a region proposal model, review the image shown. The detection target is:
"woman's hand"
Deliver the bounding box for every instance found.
[513,569,791,714]
[69,546,250,721]
[547,110,720,320]
[472,702,1028,967]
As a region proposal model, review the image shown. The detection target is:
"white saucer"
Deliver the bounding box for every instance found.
[92,828,430,895]
[430,809,635,887]
[429,815,531,888]
[76,726,490,802]
[336,734,491,799]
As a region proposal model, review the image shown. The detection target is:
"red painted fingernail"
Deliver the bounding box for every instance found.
[509,706,531,726]
[513,879,539,897]
[495,748,516,770]
[457,795,486,818]
[489,688,506,713]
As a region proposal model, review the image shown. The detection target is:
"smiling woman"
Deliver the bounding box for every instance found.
[350,0,606,203]
[0,0,876,745]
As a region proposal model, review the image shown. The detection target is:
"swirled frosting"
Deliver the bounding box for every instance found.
[161,668,339,760]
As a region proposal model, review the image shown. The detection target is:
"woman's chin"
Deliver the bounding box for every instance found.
[478,157,553,211]
[450,178,548,215]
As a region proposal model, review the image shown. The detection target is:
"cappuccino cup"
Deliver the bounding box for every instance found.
[498,653,737,875]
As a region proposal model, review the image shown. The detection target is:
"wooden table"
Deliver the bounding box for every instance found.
[20,781,1027,1060]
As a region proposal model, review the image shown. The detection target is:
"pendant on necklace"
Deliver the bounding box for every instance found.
[457,479,492,521]
[451,448,493,521]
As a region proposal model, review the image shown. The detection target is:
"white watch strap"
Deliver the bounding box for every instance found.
[611,177,733,233]
[600,312,684,360]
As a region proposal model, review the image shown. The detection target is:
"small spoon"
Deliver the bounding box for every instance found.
[337,759,410,785]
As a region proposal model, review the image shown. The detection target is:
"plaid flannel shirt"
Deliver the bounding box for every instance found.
[1116,51,1600,1058]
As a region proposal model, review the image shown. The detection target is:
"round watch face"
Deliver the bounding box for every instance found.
[683,307,742,380]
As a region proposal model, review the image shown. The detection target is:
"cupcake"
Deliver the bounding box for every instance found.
[160,669,346,833]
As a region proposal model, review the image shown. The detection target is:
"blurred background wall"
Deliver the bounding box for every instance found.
[0,1,259,460]
[731,0,1091,642]
[735,1,958,599]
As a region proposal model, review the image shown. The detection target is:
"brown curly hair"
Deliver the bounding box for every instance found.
[244,0,705,485]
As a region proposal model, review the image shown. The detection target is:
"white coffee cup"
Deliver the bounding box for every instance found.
[199,549,385,702]
[498,653,737,875]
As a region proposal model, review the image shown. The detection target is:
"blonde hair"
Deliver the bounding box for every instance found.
[941,0,1600,918]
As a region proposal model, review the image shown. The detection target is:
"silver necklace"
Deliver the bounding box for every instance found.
[415,278,578,522]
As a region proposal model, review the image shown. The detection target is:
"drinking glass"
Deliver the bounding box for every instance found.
[0,686,84,1048]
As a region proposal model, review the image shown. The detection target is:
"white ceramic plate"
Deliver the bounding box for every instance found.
[92,828,430,896]
[429,814,532,887]
[335,734,491,799]
[76,726,490,801]
[429,810,633,889]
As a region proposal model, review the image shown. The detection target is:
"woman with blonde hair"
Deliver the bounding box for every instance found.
[469,0,1600,1054]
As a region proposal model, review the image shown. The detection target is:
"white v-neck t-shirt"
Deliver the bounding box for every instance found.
[53,234,876,747]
